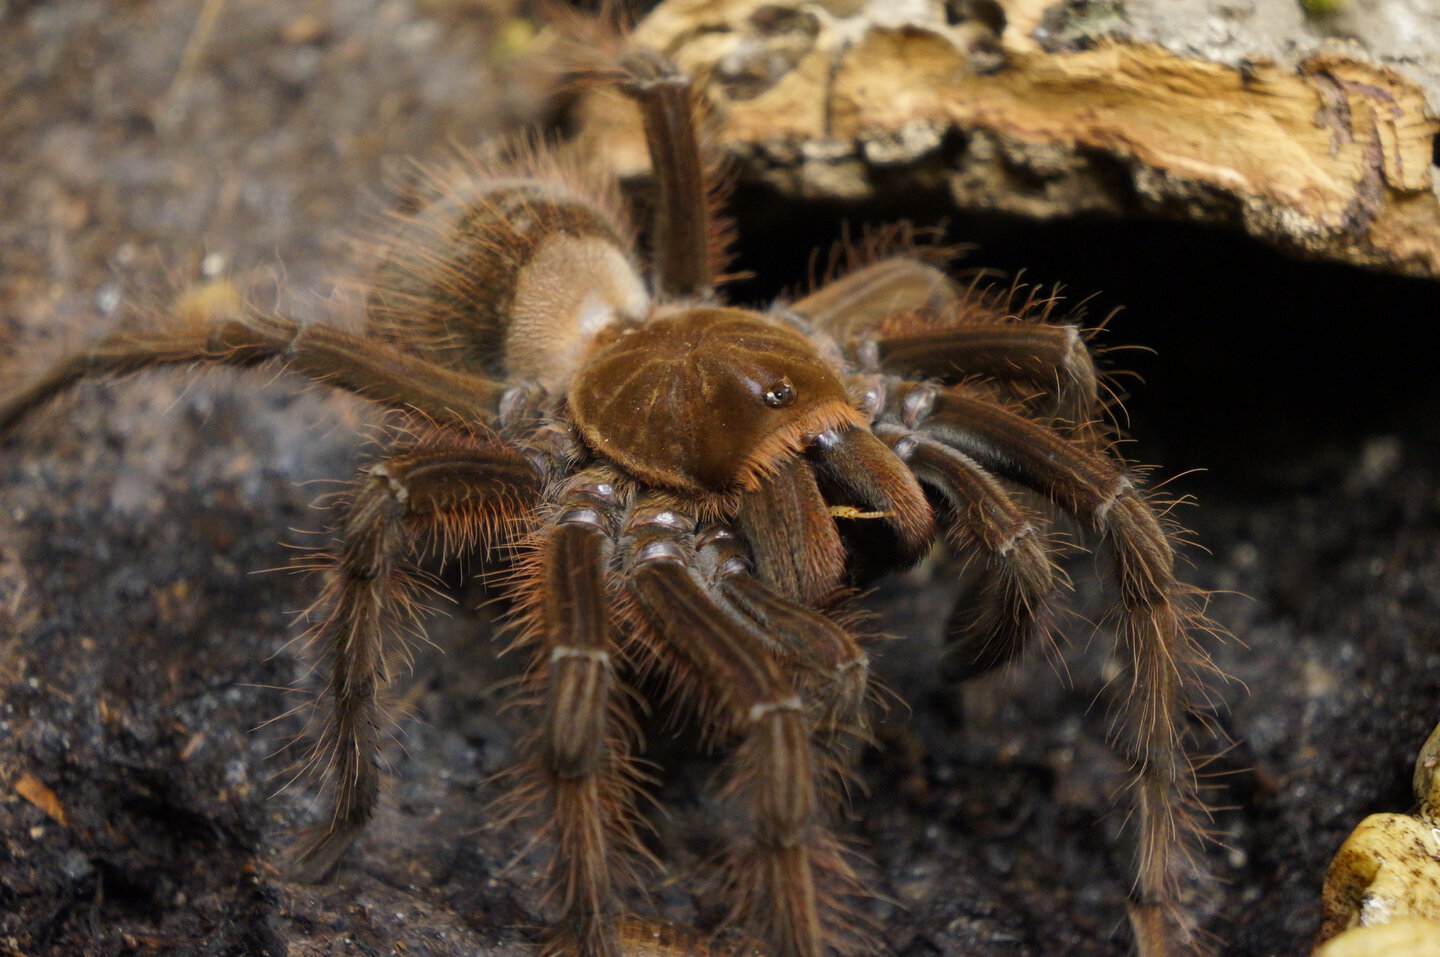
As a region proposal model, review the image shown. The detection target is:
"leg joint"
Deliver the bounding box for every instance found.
[1095,474,1134,523]
[550,646,612,665]
[747,695,804,725]
[901,382,939,428]
[366,462,410,506]
[635,540,688,566]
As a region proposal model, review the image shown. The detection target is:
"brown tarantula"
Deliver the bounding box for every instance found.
[0,50,1220,957]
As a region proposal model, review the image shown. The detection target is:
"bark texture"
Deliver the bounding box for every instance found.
[582,0,1440,277]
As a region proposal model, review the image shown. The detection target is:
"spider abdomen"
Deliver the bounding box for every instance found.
[569,307,865,494]
[367,173,648,389]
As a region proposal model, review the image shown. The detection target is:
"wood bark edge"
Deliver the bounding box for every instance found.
[578,0,1440,279]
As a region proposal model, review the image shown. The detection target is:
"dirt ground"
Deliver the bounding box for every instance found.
[2,2,1439,956]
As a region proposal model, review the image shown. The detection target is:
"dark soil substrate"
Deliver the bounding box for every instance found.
[3,3,1438,955]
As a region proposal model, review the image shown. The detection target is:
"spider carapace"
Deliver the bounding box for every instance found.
[0,47,1222,957]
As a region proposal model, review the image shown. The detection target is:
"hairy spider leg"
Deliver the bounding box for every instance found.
[890,379,1219,954]
[620,496,866,957]
[0,311,513,438]
[510,471,655,957]
[619,50,720,301]
[792,257,1101,427]
[789,257,962,341]
[872,313,1100,429]
[291,440,542,881]
[770,233,1212,954]
[879,429,1064,676]
[704,528,872,737]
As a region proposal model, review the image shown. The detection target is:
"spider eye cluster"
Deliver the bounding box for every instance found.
[569,307,864,494]
[763,378,797,408]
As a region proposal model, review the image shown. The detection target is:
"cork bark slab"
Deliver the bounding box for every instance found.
[581,0,1440,278]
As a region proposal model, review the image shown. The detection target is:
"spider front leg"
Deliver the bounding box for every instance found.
[892,380,1220,954]
[512,472,653,957]
[291,437,541,880]
[793,258,1099,426]
[705,527,871,736]
[620,497,863,957]
[879,427,1064,677]
[0,310,511,438]
[866,291,1101,428]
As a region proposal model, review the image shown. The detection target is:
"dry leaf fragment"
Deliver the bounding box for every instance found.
[15,771,67,826]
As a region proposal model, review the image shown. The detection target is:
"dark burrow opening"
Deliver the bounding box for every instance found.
[725,181,1440,486]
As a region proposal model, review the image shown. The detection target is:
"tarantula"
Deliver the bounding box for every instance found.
[0,49,1220,957]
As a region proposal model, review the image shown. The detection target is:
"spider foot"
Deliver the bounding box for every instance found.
[287,819,365,884]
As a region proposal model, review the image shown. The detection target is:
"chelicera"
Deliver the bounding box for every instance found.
[0,47,1221,957]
